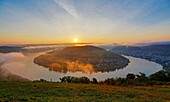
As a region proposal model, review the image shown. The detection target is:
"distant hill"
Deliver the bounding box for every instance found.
[0,45,56,53]
[143,45,170,51]
[111,46,141,50]
[34,45,129,73]
[0,46,23,53]
[111,45,170,52]
[135,41,170,46]
[111,44,170,71]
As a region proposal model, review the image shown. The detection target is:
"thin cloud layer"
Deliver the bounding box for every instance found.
[54,0,79,19]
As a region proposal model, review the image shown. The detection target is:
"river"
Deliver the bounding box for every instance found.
[1,51,162,82]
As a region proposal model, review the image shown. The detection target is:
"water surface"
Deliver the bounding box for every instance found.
[2,52,163,81]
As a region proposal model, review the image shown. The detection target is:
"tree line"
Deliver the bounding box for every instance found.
[59,70,170,86]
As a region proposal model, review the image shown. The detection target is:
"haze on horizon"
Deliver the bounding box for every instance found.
[0,0,170,45]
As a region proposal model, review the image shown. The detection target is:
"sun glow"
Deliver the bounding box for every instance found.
[74,38,78,43]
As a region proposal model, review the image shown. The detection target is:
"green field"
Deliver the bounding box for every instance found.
[0,82,169,102]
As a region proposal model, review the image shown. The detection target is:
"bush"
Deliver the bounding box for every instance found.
[33,79,47,82]
[40,79,47,82]
[79,77,90,84]
[60,76,90,84]
[135,72,150,85]
[149,70,170,82]
[126,73,135,79]
[59,71,170,86]
[92,78,98,84]
[104,78,115,85]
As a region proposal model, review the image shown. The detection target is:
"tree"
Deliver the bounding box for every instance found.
[135,72,149,86]
[40,79,47,82]
[149,70,170,82]
[126,73,135,79]
[66,76,74,83]
[60,76,67,82]
[92,78,98,84]
[80,77,90,84]
[104,78,115,85]
[71,77,80,83]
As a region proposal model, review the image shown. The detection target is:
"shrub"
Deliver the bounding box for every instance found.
[33,79,47,82]
[135,72,150,85]
[92,78,98,84]
[126,73,135,79]
[59,76,90,84]
[79,77,90,84]
[149,70,170,82]
[40,79,47,82]
[59,71,170,86]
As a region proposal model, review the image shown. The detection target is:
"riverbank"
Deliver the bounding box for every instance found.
[0,63,30,81]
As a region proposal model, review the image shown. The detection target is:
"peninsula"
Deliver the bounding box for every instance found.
[34,46,129,73]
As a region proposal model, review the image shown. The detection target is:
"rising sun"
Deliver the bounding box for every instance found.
[74,38,78,43]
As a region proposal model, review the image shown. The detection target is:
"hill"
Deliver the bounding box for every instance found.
[34,45,129,73]
[0,46,23,53]
[55,45,106,56]
[143,45,170,51]
[0,82,169,101]
[111,45,170,71]
[135,41,170,46]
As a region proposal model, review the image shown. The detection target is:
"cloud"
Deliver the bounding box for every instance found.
[22,45,69,50]
[0,52,29,81]
[0,0,170,44]
[23,45,56,49]
[2,62,26,72]
[0,52,25,63]
[0,52,25,72]
[66,61,94,73]
[54,0,79,19]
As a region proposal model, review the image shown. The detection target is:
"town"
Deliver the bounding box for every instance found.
[111,45,170,71]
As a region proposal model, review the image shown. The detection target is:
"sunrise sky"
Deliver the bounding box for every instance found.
[0,0,170,44]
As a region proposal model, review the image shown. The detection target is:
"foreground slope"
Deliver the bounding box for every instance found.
[0,82,169,102]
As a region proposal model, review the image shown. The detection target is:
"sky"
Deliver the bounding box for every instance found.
[0,0,170,44]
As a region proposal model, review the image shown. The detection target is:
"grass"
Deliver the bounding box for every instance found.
[0,82,169,102]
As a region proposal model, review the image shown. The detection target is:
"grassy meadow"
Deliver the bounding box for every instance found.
[0,81,169,102]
